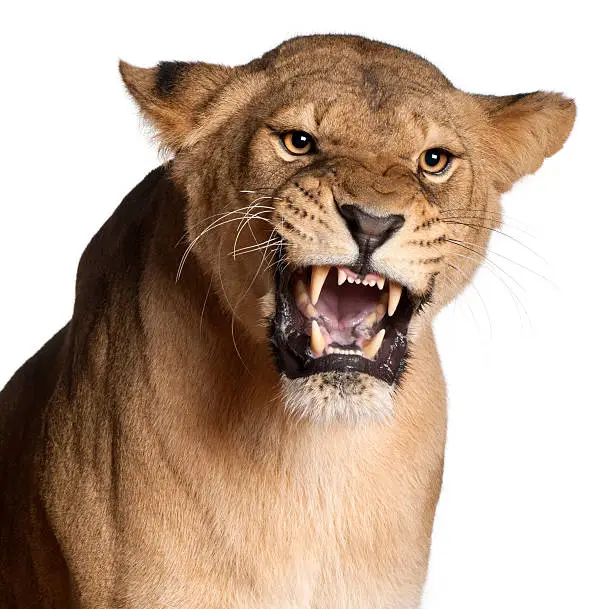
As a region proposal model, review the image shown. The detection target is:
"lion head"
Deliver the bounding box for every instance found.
[120,35,575,423]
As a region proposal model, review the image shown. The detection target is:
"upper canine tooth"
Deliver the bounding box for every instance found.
[376,277,385,290]
[310,266,330,305]
[388,282,402,317]
[337,268,347,286]
[310,320,326,356]
[362,329,386,360]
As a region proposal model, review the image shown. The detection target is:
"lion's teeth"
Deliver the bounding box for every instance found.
[355,278,361,284]
[310,320,326,356]
[362,329,386,360]
[387,282,402,317]
[347,276,354,283]
[337,268,347,286]
[310,266,330,305]
[306,304,317,318]
[376,277,385,290]
[326,346,361,356]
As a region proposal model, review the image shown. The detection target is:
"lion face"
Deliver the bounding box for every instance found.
[120,35,575,423]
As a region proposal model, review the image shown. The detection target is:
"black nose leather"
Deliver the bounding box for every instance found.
[339,204,405,254]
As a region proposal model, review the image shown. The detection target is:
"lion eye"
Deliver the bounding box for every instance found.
[282,131,316,155]
[419,148,451,175]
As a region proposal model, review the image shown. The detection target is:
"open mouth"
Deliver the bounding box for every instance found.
[270,262,427,384]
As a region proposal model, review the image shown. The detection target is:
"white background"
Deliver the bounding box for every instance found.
[1,1,610,607]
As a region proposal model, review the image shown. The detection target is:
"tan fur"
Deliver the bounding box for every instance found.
[0,35,575,608]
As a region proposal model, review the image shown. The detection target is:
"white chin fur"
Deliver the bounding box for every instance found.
[280,371,395,425]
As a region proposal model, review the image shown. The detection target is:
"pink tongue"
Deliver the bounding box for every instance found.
[315,279,379,343]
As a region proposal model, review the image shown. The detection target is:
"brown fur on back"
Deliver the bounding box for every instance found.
[0,35,574,608]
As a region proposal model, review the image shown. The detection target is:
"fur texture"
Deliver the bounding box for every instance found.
[0,35,575,608]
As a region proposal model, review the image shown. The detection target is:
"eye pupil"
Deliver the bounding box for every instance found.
[425,150,441,167]
[292,132,309,149]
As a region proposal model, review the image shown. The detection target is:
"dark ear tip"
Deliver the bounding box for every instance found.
[155,61,193,96]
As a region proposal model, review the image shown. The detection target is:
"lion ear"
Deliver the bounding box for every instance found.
[475,91,576,193]
[119,60,233,150]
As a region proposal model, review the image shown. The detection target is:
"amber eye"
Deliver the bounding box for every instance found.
[282,131,316,155]
[419,148,451,175]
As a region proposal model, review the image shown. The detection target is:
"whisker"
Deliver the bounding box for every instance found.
[446,220,542,261]
[446,251,530,325]
[199,277,213,336]
[177,214,275,282]
[229,193,282,252]
[263,250,285,274]
[446,240,526,293]
[233,210,277,259]
[189,205,276,232]
[441,207,530,228]
[230,239,285,257]
[442,218,535,239]
[176,205,276,247]
[228,230,283,373]
[443,263,492,337]
[447,237,552,285]
[235,197,278,244]
[215,235,252,375]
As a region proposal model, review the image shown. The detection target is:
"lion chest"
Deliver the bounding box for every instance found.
[115,438,437,609]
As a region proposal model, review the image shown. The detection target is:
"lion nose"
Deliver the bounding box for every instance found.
[339,204,405,253]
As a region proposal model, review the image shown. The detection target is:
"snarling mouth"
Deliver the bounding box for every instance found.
[270,262,427,384]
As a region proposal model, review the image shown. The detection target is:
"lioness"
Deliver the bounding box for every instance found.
[0,35,575,608]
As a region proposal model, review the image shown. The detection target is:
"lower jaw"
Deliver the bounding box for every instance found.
[270,326,410,385]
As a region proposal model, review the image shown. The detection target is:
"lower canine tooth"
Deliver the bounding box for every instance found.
[306,304,317,318]
[310,266,330,305]
[362,329,386,360]
[310,320,326,356]
[388,282,402,317]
